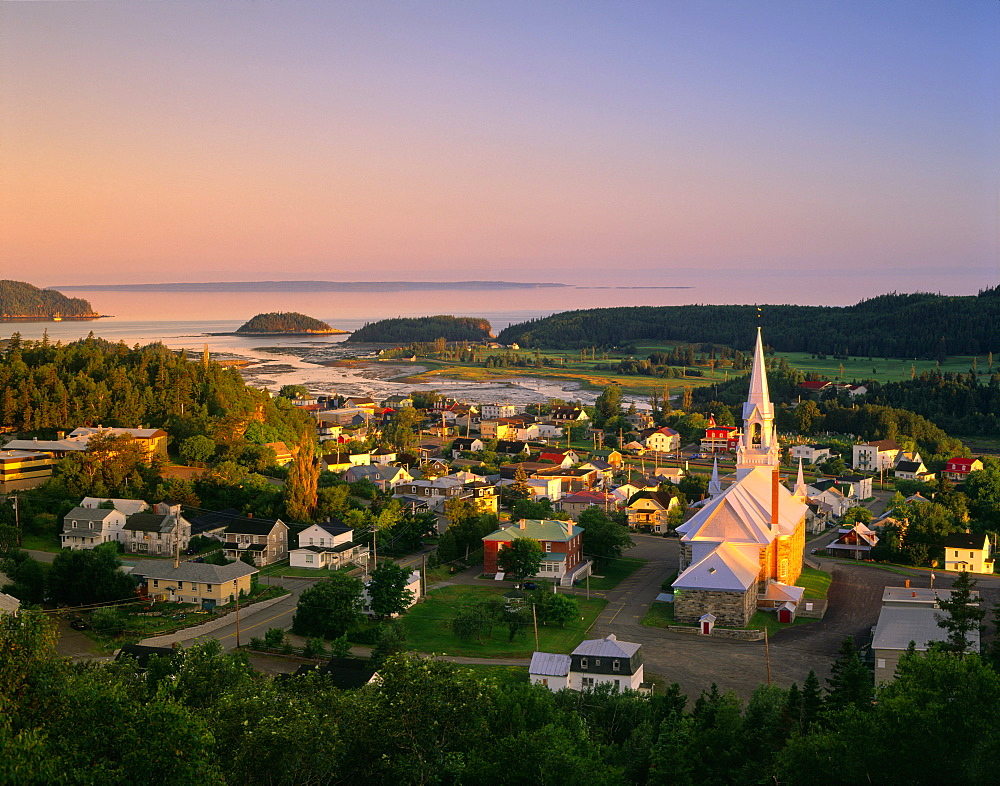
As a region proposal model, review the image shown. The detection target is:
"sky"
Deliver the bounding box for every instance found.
[2,1,998,298]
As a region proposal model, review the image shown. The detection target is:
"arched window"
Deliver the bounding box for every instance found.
[751,423,762,447]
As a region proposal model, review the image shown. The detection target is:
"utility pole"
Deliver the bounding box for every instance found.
[532,603,539,651]
[764,627,771,686]
[421,553,426,598]
[235,590,242,648]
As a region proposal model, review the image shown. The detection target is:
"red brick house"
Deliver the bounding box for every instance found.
[482,519,591,585]
[943,457,984,482]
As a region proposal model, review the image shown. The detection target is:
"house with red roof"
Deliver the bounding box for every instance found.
[538,449,581,467]
[700,416,740,454]
[556,489,616,518]
[943,457,984,482]
[796,380,832,400]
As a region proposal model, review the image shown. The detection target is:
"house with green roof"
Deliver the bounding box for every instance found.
[482,518,591,586]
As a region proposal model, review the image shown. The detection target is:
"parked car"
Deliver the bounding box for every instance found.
[520,582,538,591]
[69,618,88,631]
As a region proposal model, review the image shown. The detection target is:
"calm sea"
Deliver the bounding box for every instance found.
[4,273,991,406]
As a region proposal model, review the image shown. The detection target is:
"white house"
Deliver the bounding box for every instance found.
[790,445,831,464]
[530,634,647,693]
[60,507,127,550]
[289,520,369,570]
[852,440,903,472]
[80,497,149,516]
[361,570,421,616]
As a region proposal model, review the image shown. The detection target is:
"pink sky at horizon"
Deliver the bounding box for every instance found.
[2,2,998,295]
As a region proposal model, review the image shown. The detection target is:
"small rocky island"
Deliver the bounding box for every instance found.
[234,312,347,335]
[0,280,102,321]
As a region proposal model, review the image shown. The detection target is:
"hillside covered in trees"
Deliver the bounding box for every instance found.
[347,315,492,343]
[235,312,340,334]
[0,280,99,319]
[497,288,1000,358]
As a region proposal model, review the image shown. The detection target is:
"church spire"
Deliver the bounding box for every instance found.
[793,458,808,499]
[742,327,773,421]
[736,327,779,479]
[708,457,722,497]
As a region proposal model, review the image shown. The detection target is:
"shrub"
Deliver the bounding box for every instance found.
[248,637,265,650]
[303,638,327,659]
[264,627,286,648]
[330,633,351,658]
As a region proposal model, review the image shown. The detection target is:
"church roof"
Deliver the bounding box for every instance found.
[673,542,760,591]
[678,467,806,545]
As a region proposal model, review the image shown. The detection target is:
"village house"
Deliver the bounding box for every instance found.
[894,459,935,483]
[342,464,413,491]
[872,586,981,682]
[796,380,832,399]
[222,517,289,566]
[5,426,168,462]
[450,437,485,457]
[526,476,563,502]
[942,457,984,482]
[321,452,372,472]
[700,417,740,454]
[557,489,616,519]
[480,403,520,420]
[590,448,624,468]
[60,507,127,550]
[672,329,808,628]
[852,439,903,472]
[463,480,500,513]
[825,522,879,560]
[640,426,681,454]
[361,570,421,616]
[625,491,680,533]
[495,440,530,457]
[943,531,993,574]
[651,467,685,485]
[537,449,580,468]
[549,406,589,423]
[141,560,258,610]
[530,634,647,693]
[805,480,855,518]
[80,497,149,516]
[264,442,293,466]
[789,444,831,464]
[121,503,192,556]
[531,466,600,495]
[482,518,591,586]
[290,520,370,570]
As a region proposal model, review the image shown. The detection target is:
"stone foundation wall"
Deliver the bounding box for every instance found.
[674,587,755,628]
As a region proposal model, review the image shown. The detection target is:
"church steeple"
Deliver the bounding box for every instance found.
[793,458,808,500]
[736,327,779,479]
[708,457,722,497]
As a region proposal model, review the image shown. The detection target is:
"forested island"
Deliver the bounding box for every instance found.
[234,312,345,335]
[0,280,101,321]
[347,315,492,343]
[497,288,1000,358]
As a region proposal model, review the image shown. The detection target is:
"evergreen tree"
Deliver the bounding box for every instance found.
[934,571,986,657]
[825,638,873,712]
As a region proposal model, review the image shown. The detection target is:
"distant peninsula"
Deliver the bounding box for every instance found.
[1,280,102,321]
[52,280,566,293]
[348,315,492,343]
[235,312,346,335]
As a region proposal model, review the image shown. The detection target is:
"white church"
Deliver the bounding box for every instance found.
[672,328,809,628]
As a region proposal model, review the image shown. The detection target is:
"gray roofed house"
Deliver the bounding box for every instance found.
[531,634,647,693]
[139,560,258,609]
[122,509,191,557]
[222,517,289,566]
[60,506,127,550]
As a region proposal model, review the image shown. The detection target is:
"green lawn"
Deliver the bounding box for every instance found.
[796,566,832,599]
[587,557,647,591]
[258,561,357,579]
[401,584,608,658]
[641,602,677,628]
[20,533,60,552]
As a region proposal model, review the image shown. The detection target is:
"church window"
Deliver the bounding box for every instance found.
[751,423,762,446]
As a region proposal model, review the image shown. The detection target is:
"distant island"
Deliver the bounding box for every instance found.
[51,280,566,293]
[235,312,347,335]
[347,315,492,343]
[0,280,102,321]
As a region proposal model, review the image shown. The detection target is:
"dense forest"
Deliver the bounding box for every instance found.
[4,612,1000,785]
[497,288,1000,358]
[235,312,338,334]
[347,315,492,343]
[861,371,1000,437]
[0,333,311,451]
[0,281,98,319]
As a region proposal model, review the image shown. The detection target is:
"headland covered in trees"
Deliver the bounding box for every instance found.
[0,280,102,321]
[347,315,492,343]
[54,279,566,292]
[497,288,1000,358]
[234,312,346,335]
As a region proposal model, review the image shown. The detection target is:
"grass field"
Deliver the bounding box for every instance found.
[587,557,647,591]
[402,584,608,658]
[386,339,991,400]
[796,566,832,599]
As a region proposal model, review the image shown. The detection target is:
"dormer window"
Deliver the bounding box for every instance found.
[595,659,601,666]
[580,658,588,669]
[613,660,620,672]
